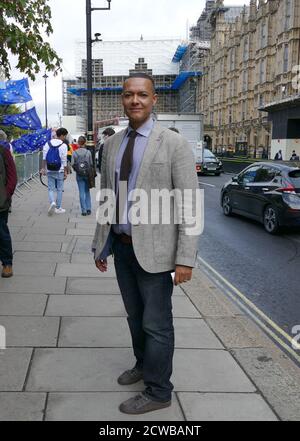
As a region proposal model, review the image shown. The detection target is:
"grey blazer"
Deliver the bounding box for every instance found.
[92,122,200,273]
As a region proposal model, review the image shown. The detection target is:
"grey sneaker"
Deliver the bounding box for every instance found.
[119,393,171,415]
[117,367,143,385]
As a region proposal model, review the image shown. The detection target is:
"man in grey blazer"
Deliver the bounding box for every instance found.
[93,73,200,414]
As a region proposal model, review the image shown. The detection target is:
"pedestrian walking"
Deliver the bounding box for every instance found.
[274,149,283,160]
[0,138,17,278]
[72,135,93,216]
[41,127,68,216]
[97,127,115,173]
[66,141,73,174]
[92,73,199,415]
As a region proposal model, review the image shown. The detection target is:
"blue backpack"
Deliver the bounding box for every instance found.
[46,141,63,171]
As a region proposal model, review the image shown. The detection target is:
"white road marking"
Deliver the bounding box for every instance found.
[197,255,300,364]
[198,181,216,188]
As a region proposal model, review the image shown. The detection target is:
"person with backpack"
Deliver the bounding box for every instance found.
[0,137,17,278]
[41,127,68,215]
[72,135,93,216]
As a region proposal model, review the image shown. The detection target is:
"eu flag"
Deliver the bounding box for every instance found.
[0,78,32,104]
[12,128,52,154]
[1,107,42,130]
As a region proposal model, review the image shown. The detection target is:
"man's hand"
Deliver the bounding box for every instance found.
[40,168,46,176]
[174,265,193,286]
[95,258,108,272]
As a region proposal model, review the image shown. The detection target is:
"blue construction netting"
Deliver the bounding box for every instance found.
[172,45,188,63]
[67,71,202,96]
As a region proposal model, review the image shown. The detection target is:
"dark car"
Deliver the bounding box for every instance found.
[220,162,300,234]
[196,149,223,176]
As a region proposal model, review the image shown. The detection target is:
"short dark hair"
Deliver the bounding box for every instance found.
[102,127,115,137]
[123,73,156,93]
[56,128,68,137]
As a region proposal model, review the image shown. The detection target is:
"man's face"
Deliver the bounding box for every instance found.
[122,77,157,128]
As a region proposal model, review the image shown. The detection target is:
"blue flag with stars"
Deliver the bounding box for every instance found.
[0,78,32,104]
[1,107,42,130]
[12,128,52,154]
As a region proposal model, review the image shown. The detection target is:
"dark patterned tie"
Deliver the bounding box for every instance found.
[116,130,138,224]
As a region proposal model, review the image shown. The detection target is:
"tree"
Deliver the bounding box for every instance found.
[0,0,62,80]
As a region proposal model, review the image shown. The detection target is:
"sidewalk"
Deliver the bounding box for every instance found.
[0,174,299,421]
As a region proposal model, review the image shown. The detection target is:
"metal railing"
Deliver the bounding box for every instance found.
[14,150,43,195]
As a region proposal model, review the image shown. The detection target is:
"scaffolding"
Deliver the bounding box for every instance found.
[71,39,182,127]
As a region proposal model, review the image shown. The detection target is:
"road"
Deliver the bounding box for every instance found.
[197,172,300,343]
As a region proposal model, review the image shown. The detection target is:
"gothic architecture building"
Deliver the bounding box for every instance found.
[197,0,300,159]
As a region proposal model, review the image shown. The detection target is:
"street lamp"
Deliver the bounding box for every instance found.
[86,0,112,163]
[43,73,49,129]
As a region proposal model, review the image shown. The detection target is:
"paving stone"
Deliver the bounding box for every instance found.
[0,294,47,316]
[0,393,46,421]
[174,318,223,349]
[13,241,61,252]
[66,277,120,295]
[231,348,300,421]
[172,349,256,392]
[73,237,93,253]
[0,317,60,347]
[13,251,70,264]
[26,348,140,392]
[56,263,116,278]
[70,253,95,264]
[69,217,96,224]
[206,316,274,349]
[172,297,201,318]
[45,295,125,316]
[0,348,33,391]
[58,317,131,347]
[66,229,94,236]
[12,262,56,276]
[23,234,72,243]
[20,226,68,234]
[46,392,184,421]
[178,392,278,421]
[0,276,66,294]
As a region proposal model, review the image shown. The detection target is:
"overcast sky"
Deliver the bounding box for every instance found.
[17,0,250,127]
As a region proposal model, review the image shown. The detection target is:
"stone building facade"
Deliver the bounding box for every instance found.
[197,0,300,158]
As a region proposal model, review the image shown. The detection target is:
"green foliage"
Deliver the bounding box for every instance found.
[0,105,29,140]
[0,0,62,80]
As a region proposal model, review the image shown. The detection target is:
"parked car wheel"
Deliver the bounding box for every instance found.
[222,193,232,216]
[263,205,280,234]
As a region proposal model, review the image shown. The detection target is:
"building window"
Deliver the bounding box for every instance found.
[230,48,235,71]
[242,101,247,121]
[259,59,266,83]
[283,44,289,72]
[242,70,248,92]
[243,36,249,61]
[210,112,214,126]
[229,106,232,124]
[284,0,292,31]
[261,21,267,48]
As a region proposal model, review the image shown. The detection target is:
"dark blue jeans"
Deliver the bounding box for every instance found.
[112,238,174,402]
[0,210,13,266]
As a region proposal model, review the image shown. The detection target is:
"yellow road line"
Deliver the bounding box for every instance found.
[197,256,300,363]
